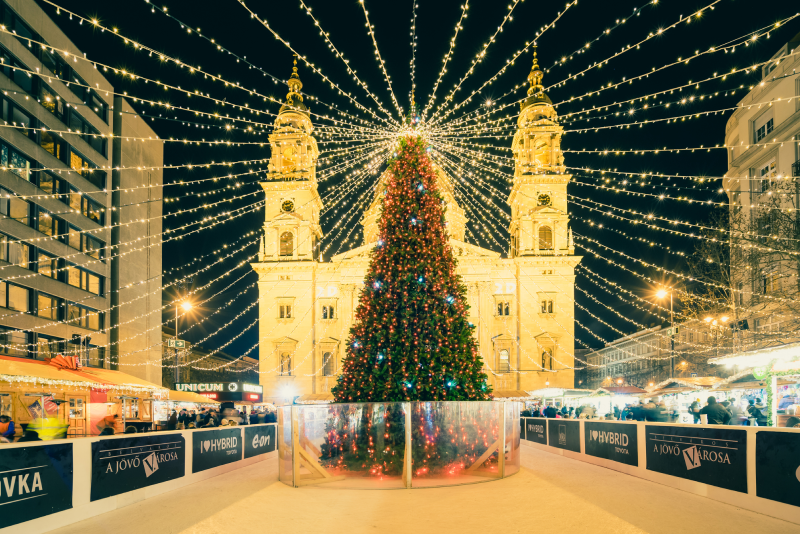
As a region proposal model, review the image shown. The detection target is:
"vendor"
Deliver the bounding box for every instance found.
[0,415,15,439]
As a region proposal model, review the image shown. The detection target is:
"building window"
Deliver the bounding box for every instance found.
[37,293,61,320]
[0,328,27,357]
[0,188,30,225]
[0,282,29,312]
[541,299,554,314]
[538,226,553,250]
[279,304,292,319]
[66,265,102,295]
[280,353,292,376]
[322,351,335,376]
[37,209,58,237]
[757,159,777,192]
[737,282,744,307]
[321,305,335,320]
[498,349,510,372]
[496,300,510,316]
[754,111,774,142]
[38,251,57,278]
[762,271,779,295]
[40,129,66,160]
[279,232,294,257]
[542,348,553,370]
[0,234,29,268]
[66,303,102,330]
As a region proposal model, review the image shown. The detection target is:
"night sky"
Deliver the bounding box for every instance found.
[35,0,800,359]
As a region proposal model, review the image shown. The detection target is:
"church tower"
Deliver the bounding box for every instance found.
[252,58,322,403]
[508,48,580,391]
[509,48,573,258]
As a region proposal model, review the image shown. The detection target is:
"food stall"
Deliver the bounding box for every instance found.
[709,341,800,427]
[152,390,221,430]
[645,377,724,423]
[0,355,167,439]
[527,388,602,413]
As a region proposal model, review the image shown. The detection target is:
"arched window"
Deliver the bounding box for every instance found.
[542,348,553,370]
[280,352,292,375]
[498,349,510,373]
[279,232,294,257]
[322,351,334,376]
[538,226,553,250]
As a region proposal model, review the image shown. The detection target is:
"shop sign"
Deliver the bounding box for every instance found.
[752,366,769,380]
[584,422,638,466]
[192,427,243,473]
[244,424,277,459]
[755,431,800,507]
[523,418,547,445]
[547,419,580,452]
[0,444,73,528]
[91,435,185,501]
[645,426,746,493]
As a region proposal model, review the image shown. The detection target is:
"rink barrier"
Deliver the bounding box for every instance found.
[0,423,277,533]
[520,417,800,525]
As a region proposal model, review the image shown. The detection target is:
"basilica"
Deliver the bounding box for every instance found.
[251,53,581,404]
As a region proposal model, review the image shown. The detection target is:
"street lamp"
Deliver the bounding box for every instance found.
[656,289,675,379]
[174,301,193,383]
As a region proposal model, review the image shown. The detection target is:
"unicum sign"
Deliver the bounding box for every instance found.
[175,382,263,402]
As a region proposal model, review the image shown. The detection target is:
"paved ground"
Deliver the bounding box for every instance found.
[48,447,797,534]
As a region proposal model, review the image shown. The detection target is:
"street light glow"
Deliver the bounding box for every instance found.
[656,289,668,299]
[181,301,193,311]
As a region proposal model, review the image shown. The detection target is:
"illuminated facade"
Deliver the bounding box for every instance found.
[252,53,580,403]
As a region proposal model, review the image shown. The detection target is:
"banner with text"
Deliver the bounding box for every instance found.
[547,419,580,453]
[584,421,638,466]
[91,435,185,501]
[756,430,800,507]
[0,444,73,529]
[523,418,547,445]
[244,424,276,459]
[192,427,243,473]
[645,425,746,493]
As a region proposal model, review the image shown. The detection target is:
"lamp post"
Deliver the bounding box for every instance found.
[174,301,193,383]
[656,289,674,379]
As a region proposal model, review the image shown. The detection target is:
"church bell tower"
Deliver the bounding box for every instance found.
[509,48,574,258]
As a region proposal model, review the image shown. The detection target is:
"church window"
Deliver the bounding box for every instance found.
[280,353,292,376]
[538,226,553,250]
[541,299,554,314]
[322,305,335,320]
[279,304,292,319]
[542,348,553,370]
[497,301,510,316]
[322,351,335,376]
[280,232,294,257]
[498,349,510,373]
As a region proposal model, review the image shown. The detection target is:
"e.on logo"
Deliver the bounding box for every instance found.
[252,433,271,449]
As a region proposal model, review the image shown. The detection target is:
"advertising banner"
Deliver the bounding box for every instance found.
[192,427,242,473]
[91,435,185,501]
[244,424,277,459]
[645,425,746,493]
[0,444,73,529]
[547,419,580,452]
[756,431,800,507]
[523,418,547,445]
[584,422,638,466]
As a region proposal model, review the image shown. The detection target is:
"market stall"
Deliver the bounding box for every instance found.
[709,341,800,427]
[0,355,167,438]
[151,390,221,430]
[645,377,724,423]
[526,388,601,412]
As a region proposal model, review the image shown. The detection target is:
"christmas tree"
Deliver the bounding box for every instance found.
[331,135,491,402]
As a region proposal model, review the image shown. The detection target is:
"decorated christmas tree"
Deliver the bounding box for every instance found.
[331,135,491,402]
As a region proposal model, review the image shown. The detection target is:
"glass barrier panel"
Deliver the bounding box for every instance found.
[278,406,293,486]
[504,402,521,476]
[297,402,407,489]
[410,401,501,487]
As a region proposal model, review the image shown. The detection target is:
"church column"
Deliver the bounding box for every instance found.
[338,283,356,373]
[477,281,491,375]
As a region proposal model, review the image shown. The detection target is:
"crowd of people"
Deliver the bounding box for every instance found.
[522,395,799,427]
[0,404,278,441]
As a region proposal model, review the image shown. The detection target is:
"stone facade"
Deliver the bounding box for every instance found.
[252,53,580,403]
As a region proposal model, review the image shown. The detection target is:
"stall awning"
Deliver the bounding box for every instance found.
[0,356,168,397]
[295,393,335,404]
[708,341,800,367]
[492,390,533,400]
[600,386,647,395]
[167,390,220,405]
[527,387,601,399]
[646,376,723,396]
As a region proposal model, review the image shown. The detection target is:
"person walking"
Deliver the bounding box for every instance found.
[167,410,178,430]
[249,410,260,425]
[543,404,557,418]
[699,396,731,425]
[689,398,701,424]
